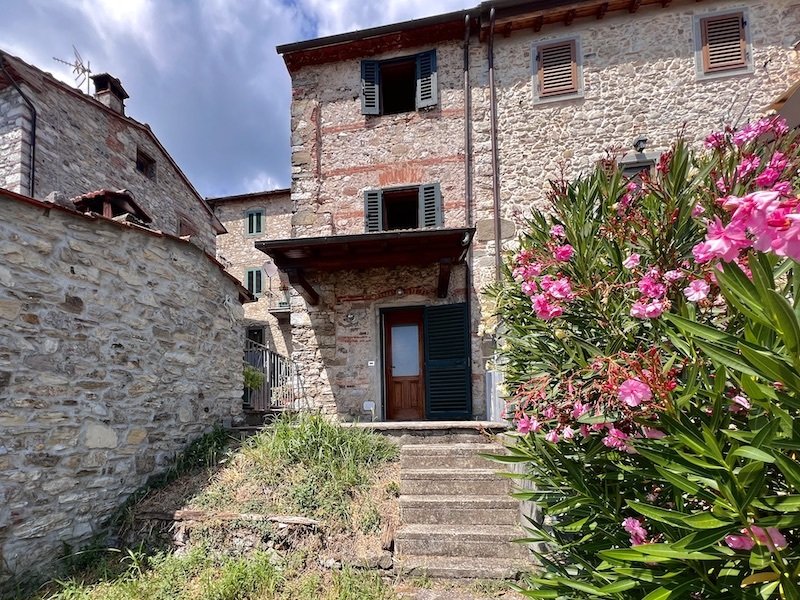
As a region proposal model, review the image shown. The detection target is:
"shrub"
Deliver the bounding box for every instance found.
[489,118,800,598]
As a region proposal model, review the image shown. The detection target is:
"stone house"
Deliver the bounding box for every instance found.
[0,50,225,253]
[209,188,294,357]
[266,0,799,423]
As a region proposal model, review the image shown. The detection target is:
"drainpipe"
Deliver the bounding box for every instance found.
[488,8,501,282]
[0,56,36,197]
[463,13,475,417]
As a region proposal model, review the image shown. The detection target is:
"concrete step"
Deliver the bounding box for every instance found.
[395,524,529,560]
[397,555,531,579]
[400,443,507,470]
[400,494,519,526]
[343,421,508,446]
[400,469,511,496]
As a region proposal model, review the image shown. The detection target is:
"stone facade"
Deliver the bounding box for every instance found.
[0,52,221,254]
[280,0,800,421]
[211,189,293,356]
[0,191,244,586]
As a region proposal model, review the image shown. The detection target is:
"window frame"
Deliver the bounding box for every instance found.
[694,10,752,80]
[135,148,157,181]
[532,36,584,104]
[364,183,443,233]
[245,209,265,236]
[361,49,438,116]
[245,267,264,297]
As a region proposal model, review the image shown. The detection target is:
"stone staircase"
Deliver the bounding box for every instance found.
[394,433,532,580]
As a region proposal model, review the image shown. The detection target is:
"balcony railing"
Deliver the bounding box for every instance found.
[243,339,300,411]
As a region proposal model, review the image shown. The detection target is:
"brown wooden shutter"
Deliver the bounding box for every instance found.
[701,13,746,73]
[537,40,578,98]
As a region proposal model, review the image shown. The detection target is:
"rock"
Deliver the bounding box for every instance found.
[85,423,118,448]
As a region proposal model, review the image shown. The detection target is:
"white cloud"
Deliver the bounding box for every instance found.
[243,171,282,193]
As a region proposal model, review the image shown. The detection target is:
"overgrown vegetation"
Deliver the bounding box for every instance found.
[26,414,400,600]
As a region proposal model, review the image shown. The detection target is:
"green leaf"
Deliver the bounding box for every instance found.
[775,454,800,492]
[631,543,724,561]
[598,579,638,594]
[626,501,687,528]
[739,344,800,393]
[680,512,734,530]
[695,340,760,378]
[731,446,776,464]
[765,289,800,355]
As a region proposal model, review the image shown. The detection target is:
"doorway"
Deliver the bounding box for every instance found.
[383,308,425,421]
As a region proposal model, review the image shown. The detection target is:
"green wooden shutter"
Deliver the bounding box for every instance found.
[424,303,471,420]
[364,189,383,232]
[415,50,438,109]
[361,60,380,115]
[418,183,442,228]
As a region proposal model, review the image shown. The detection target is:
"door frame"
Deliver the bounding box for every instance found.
[380,305,426,421]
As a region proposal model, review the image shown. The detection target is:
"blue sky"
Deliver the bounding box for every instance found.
[3,0,468,197]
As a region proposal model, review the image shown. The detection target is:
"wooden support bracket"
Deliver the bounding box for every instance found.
[285,268,320,306]
[596,2,609,19]
[564,9,576,25]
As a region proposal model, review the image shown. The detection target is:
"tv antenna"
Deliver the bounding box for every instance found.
[53,46,92,93]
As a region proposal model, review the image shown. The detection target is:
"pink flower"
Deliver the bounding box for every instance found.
[664,270,683,283]
[704,131,726,149]
[548,278,573,300]
[622,253,640,269]
[618,378,652,407]
[703,217,752,262]
[545,430,559,444]
[532,294,563,320]
[630,301,648,319]
[773,181,793,196]
[622,517,648,546]
[643,427,666,439]
[562,426,575,440]
[521,281,538,296]
[579,424,591,438]
[756,167,782,189]
[683,279,710,302]
[638,276,666,299]
[550,224,566,238]
[516,414,533,434]
[692,203,706,217]
[571,401,589,420]
[751,526,788,551]
[725,534,755,551]
[542,405,557,419]
[716,177,728,194]
[554,244,575,262]
[730,395,751,414]
[603,427,630,450]
[736,155,761,179]
[644,300,664,318]
[692,242,714,263]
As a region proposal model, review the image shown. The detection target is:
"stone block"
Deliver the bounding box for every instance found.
[85,423,118,449]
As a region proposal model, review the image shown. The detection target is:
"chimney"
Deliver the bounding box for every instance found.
[89,73,129,115]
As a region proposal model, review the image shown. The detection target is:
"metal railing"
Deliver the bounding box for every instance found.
[243,339,300,411]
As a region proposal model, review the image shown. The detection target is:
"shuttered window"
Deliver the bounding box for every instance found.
[424,303,471,420]
[361,50,438,115]
[246,210,264,235]
[535,40,579,99]
[364,184,442,232]
[700,13,747,74]
[246,268,263,297]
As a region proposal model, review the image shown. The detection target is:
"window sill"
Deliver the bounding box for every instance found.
[533,91,585,106]
[695,66,753,82]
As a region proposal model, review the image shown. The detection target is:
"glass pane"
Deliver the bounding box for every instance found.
[391,324,419,376]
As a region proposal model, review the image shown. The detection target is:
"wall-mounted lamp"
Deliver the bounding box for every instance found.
[344,313,356,324]
[632,135,648,153]
[396,288,405,296]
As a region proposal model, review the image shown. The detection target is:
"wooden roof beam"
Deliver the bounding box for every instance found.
[285,268,319,306]
[437,259,452,299]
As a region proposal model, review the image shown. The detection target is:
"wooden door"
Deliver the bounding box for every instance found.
[384,308,425,421]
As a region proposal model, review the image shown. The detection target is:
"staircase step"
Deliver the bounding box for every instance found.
[400,494,519,525]
[400,469,510,496]
[395,524,529,559]
[400,443,507,469]
[397,555,531,579]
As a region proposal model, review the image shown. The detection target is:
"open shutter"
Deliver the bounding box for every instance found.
[415,50,438,109]
[364,189,383,232]
[701,14,746,73]
[537,40,577,97]
[361,60,380,115]
[424,303,471,420]
[418,183,442,229]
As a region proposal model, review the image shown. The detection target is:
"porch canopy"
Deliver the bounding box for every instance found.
[256,227,475,306]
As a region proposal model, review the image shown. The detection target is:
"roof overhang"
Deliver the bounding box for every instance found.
[769,79,800,130]
[256,227,475,305]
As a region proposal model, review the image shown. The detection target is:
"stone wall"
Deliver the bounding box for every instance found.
[0,88,27,194]
[0,70,219,254]
[212,191,293,356]
[0,191,244,586]
[283,0,800,420]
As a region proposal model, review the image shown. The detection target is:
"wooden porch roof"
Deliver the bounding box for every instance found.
[255,227,475,305]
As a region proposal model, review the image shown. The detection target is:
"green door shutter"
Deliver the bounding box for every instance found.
[419,183,442,228]
[361,60,380,115]
[424,303,471,420]
[364,189,383,232]
[415,50,438,109]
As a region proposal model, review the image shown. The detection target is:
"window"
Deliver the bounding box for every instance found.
[246,210,264,236]
[534,38,582,101]
[135,148,156,180]
[364,183,442,232]
[246,268,263,297]
[621,161,654,181]
[696,12,750,77]
[361,50,437,116]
